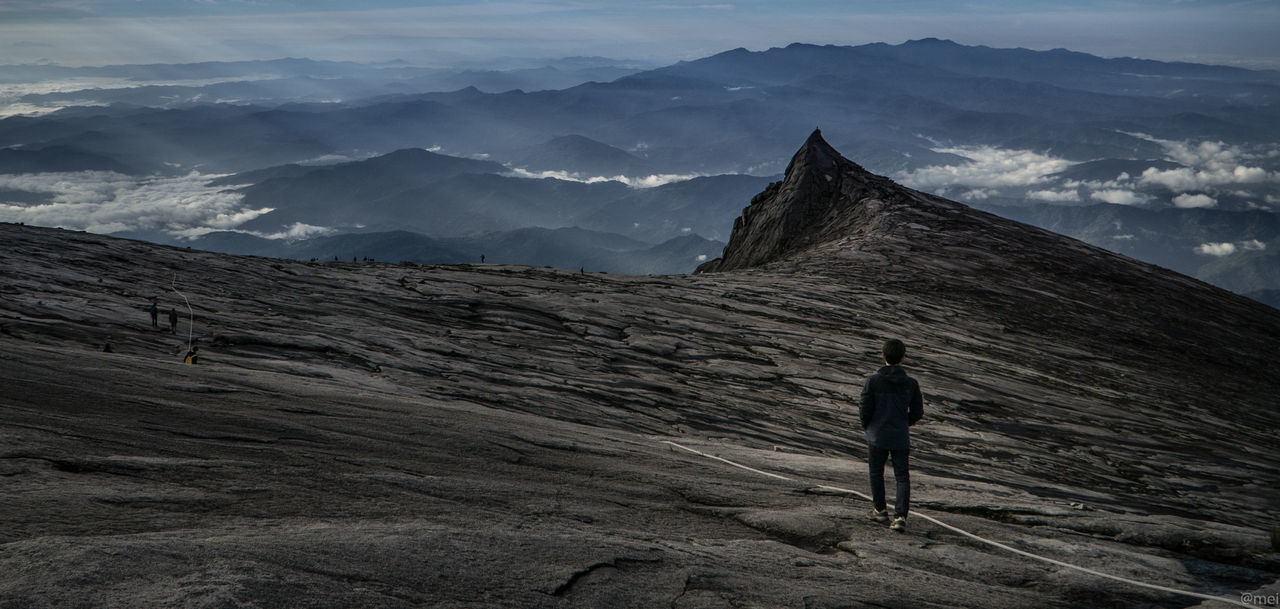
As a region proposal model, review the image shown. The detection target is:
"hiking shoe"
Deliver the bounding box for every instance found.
[890,516,906,532]
[867,508,889,523]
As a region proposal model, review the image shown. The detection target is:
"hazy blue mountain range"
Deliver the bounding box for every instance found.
[123,227,724,276]
[0,145,138,175]
[1,39,1278,290]
[0,57,648,112]
[209,146,769,244]
[513,134,653,177]
[7,39,1277,176]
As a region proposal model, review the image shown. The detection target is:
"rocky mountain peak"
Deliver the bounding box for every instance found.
[697,129,929,272]
[784,128,848,179]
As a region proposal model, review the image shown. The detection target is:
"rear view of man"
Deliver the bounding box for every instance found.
[860,339,924,532]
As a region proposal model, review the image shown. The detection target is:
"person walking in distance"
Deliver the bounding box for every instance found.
[168,308,178,334]
[149,301,159,328]
[860,339,924,532]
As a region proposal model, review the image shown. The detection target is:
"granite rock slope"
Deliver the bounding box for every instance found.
[1,134,1278,608]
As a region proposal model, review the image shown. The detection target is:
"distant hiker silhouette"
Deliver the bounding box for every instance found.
[860,338,924,532]
[168,308,178,334]
[149,302,159,328]
[480,254,486,263]
[183,345,199,365]
[102,341,113,353]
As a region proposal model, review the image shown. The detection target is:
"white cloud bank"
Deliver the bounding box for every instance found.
[1195,242,1237,256]
[899,135,1279,209]
[1172,193,1217,208]
[1028,188,1080,202]
[1130,133,1279,192]
[1090,189,1149,206]
[506,167,699,188]
[897,146,1074,192]
[0,171,277,237]
[0,75,283,118]
[1194,239,1266,256]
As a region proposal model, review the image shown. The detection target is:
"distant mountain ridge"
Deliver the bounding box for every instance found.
[0,145,138,175]
[2,56,648,112]
[146,226,724,276]
[11,38,1277,177]
[229,148,517,234]
[3,39,1278,290]
[513,135,652,177]
[216,146,768,245]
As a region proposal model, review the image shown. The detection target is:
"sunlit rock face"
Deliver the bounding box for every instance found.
[1,131,1278,608]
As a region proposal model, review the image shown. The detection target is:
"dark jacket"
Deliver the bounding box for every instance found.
[859,365,923,450]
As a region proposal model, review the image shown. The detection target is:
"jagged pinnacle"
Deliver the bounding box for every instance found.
[784,128,846,178]
[696,129,900,273]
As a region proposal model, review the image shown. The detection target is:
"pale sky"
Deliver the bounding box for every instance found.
[1,0,1278,69]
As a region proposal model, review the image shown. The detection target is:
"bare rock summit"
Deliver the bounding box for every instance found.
[698,128,911,272]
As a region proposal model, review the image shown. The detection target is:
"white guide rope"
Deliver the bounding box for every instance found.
[661,440,1248,607]
[171,273,194,352]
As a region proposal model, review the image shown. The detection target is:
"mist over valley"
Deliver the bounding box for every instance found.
[3,39,1279,293]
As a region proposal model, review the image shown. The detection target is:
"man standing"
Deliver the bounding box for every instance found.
[860,339,924,532]
[168,308,178,334]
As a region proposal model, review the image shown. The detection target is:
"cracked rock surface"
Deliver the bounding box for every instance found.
[2,134,1279,608]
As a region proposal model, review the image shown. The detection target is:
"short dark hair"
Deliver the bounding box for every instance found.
[883,339,906,365]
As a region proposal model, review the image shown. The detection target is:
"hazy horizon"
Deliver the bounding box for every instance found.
[2,0,1279,70]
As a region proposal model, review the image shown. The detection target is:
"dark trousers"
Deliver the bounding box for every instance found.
[868,445,910,518]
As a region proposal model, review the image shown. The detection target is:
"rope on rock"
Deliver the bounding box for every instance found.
[171,272,194,352]
[661,440,1248,608]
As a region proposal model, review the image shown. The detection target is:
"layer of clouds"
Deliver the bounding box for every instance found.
[850,137,1278,211]
[1130,133,1278,192]
[0,78,122,118]
[1194,239,1266,256]
[0,171,276,236]
[0,167,694,242]
[1090,189,1149,206]
[958,188,994,200]
[1172,193,1217,209]
[0,74,283,118]
[897,146,1074,192]
[987,134,1280,209]
[506,167,699,188]
[1027,188,1080,202]
[256,222,336,240]
[1196,242,1237,256]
